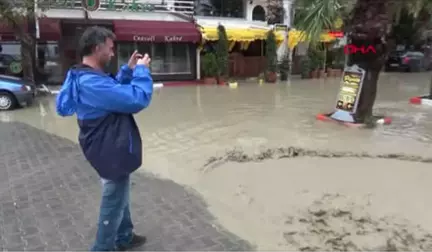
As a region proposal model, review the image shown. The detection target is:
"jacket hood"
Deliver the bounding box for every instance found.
[56,64,93,117]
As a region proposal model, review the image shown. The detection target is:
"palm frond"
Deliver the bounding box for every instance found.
[294,0,348,45]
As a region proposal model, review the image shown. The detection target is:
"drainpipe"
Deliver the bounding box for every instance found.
[84,9,89,24]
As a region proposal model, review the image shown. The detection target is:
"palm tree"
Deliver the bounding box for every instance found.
[0,0,38,83]
[294,0,432,123]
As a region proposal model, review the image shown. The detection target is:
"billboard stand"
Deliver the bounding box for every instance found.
[409,76,432,106]
[329,64,365,123]
[316,64,392,126]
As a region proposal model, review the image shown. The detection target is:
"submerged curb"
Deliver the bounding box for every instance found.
[409,96,432,106]
[316,113,392,127]
[45,83,164,95]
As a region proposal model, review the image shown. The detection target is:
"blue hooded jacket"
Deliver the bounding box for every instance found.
[56,64,153,181]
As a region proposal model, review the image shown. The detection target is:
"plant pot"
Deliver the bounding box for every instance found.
[310,70,318,78]
[334,69,343,77]
[327,68,334,77]
[265,72,277,83]
[318,69,326,78]
[301,72,311,79]
[280,72,288,81]
[203,77,217,85]
[217,76,226,85]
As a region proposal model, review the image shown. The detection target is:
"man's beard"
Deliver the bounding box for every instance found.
[102,60,113,73]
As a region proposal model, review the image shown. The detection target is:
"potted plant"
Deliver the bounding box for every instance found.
[310,68,319,78]
[332,48,345,77]
[327,66,334,77]
[308,48,320,78]
[265,30,278,83]
[333,62,344,77]
[201,53,218,85]
[215,24,229,85]
[300,56,312,79]
[279,53,290,81]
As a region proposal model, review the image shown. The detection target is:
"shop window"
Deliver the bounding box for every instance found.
[137,43,151,58]
[117,42,135,67]
[0,41,62,83]
[117,42,192,75]
[152,43,191,75]
[0,42,21,77]
[42,42,63,84]
[167,43,191,74]
[195,0,244,18]
[152,43,168,74]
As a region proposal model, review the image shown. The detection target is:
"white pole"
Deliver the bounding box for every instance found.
[196,47,201,80]
[35,0,40,39]
[277,0,291,62]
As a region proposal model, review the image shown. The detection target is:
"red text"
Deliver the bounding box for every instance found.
[344,45,376,54]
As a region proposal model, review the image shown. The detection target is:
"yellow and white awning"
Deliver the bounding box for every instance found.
[286,30,338,49]
[201,26,270,42]
[200,26,340,49]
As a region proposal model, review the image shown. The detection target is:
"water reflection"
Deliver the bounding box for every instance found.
[4,72,432,161]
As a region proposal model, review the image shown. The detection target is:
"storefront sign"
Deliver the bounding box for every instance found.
[47,0,155,12]
[274,24,288,32]
[9,61,22,74]
[82,0,100,11]
[133,35,155,42]
[132,35,184,42]
[165,36,182,42]
[328,31,344,38]
[330,65,366,123]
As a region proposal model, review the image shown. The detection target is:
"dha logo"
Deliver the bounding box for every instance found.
[82,0,100,11]
[344,44,377,55]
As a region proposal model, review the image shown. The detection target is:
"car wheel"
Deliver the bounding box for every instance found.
[0,92,17,111]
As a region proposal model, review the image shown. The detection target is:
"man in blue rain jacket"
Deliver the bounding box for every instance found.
[56,26,153,251]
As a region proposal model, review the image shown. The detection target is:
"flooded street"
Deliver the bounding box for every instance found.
[3,72,432,250]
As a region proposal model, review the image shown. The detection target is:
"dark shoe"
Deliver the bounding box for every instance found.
[116,233,147,251]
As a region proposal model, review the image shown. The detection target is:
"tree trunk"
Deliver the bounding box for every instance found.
[345,0,393,123]
[428,74,432,99]
[20,33,37,84]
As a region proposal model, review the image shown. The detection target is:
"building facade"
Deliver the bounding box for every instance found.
[0,0,294,83]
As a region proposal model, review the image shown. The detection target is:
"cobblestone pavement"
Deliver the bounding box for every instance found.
[0,121,255,251]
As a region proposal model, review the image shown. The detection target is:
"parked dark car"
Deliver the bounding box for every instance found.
[0,74,36,111]
[385,51,431,72]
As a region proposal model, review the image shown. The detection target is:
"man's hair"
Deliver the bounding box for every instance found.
[78,26,116,57]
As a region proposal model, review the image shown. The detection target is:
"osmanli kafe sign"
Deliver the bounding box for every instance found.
[132,35,183,42]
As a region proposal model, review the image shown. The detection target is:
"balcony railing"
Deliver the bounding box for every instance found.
[37,0,195,15]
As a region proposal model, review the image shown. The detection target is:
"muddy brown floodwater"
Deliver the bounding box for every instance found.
[3,72,432,250]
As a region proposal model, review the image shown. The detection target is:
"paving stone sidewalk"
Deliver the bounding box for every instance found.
[0,121,254,251]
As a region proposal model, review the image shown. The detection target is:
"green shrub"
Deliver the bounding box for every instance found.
[265,30,277,73]
[279,54,290,80]
[202,53,218,77]
[215,25,229,77]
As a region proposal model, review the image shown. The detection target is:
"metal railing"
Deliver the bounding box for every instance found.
[37,0,195,15]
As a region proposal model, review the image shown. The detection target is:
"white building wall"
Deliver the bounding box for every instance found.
[245,0,267,21]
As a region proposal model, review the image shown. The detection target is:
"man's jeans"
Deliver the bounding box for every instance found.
[91,176,134,251]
